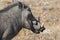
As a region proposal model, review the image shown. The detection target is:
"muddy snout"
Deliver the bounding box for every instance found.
[40,26,45,32]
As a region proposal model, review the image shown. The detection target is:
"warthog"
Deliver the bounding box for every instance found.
[0,2,45,40]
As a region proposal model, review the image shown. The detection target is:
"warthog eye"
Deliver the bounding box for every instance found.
[24,5,27,9]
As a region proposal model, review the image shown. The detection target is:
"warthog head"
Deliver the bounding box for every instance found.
[19,2,45,34]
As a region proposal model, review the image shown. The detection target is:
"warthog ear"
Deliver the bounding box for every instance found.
[18,2,23,9]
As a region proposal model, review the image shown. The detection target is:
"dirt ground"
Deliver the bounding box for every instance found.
[0,0,60,40]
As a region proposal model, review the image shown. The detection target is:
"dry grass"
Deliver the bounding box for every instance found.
[0,0,60,40]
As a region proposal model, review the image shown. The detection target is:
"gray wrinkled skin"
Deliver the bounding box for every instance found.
[0,2,45,40]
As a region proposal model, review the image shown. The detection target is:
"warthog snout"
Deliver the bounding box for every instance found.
[32,17,45,34]
[40,26,45,32]
[33,25,45,34]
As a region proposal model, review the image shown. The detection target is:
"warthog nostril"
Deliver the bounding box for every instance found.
[40,26,45,32]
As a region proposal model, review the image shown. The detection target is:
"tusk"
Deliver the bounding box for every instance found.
[38,17,40,23]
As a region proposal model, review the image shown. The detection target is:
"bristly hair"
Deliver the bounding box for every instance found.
[0,2,22,13]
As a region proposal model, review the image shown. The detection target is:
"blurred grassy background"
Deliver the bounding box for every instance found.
[0,0,60,40]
